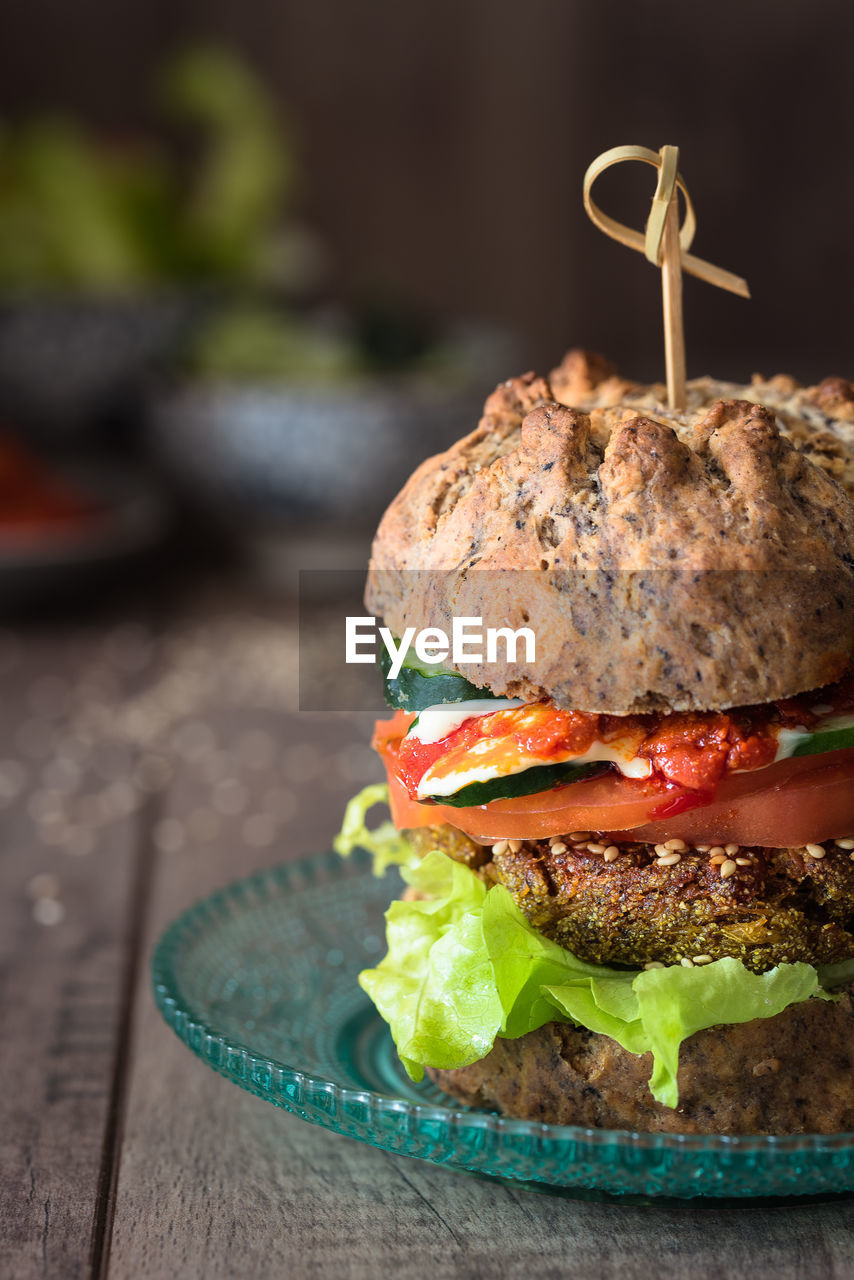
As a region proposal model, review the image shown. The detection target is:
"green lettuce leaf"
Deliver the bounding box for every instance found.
[352,835,848,1107]
[360,852,502,1077]
[332,784,418,875]
[817,957,854,990]
[628,959,819,1107]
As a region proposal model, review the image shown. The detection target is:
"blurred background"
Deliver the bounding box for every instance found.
[0,0,852,603]
[5,6,854,1234]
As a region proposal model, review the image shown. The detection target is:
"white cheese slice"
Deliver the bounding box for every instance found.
[416,732,652,800]
[407,699,525,745]
[774,726,812,761]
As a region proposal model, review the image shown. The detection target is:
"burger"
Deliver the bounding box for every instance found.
[335,349,854,1135]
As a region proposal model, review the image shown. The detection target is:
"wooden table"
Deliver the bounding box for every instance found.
[3,587,854,1280]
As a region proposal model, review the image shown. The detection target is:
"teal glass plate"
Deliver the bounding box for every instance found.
[152,848,854,1200]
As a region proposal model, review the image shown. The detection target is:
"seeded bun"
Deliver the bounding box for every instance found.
[367,352,854,714]
[427,987,854,1135]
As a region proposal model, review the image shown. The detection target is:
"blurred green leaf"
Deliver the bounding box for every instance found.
[185,303,360,382]
[0,47,297,291]
[0,119,166,288]
[159,47,294,280]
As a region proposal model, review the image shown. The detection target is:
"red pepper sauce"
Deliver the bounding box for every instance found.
[389,669,854,800]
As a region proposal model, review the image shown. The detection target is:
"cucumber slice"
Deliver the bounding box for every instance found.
[789,718,854,758]
[430,760,608,808]
[379,646,497,712]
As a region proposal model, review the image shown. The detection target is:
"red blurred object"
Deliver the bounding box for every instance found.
[0,433,104,540]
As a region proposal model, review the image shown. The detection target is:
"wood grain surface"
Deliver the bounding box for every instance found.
[3,605,854,1279]
[0,627,152,1279]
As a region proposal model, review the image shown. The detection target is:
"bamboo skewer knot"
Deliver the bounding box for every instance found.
[582,144,750,298]
[582,144,750,410]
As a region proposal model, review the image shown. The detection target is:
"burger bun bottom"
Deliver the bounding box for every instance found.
[427,990,854,1135]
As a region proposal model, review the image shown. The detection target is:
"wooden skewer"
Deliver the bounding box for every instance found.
[582,144,749,413]
[660,191,686,410]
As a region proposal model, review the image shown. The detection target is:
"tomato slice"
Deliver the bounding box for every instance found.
[374,712,854,846]
[620,751,854,847]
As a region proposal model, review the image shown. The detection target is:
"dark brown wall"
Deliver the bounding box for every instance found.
[2,0,852,383]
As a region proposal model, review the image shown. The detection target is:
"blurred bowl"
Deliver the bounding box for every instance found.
[0,293,205,439]
[146,322,518,532]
